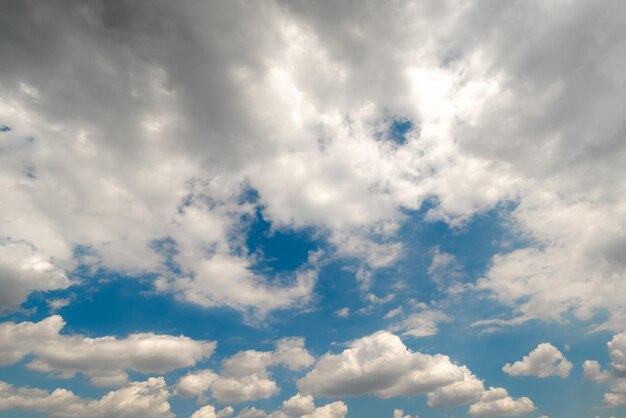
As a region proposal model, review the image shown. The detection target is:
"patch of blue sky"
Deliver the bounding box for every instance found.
[246,206,322,274]
[387,118,414,145]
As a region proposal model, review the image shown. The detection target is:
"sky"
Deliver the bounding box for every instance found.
[0,1,625,417]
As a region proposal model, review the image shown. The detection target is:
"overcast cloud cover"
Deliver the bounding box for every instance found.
[0,0,625,417]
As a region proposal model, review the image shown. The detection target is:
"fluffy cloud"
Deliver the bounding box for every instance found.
[468,387,536,417]
[584,332,626,406]
[0,316,215,386]
[0,0,623,361]
[235,394,347,418]
[503,343,572,378]
[236,408,269,418]
[0,243,71,312]
[0,0,522,318]
[297,331,484,408]
[393,410,417,418]
[191,405,234,418]
[176,337,314,403]
[457,2,626,331]
[0,377,173,418]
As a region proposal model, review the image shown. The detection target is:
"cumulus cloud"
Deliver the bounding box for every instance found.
[0,316,215,386]
[0,377,173,418]
[234,394,347,418]
[281,393,316,417]
[584,332,626,406]
[176,337,314,404]
[236,408,269,418]
[297,331,483,407]
[468,387,536,417]
[0,243,71,312]
[503,343,572,378]
[393,410,417,418]
[191,405,234,418]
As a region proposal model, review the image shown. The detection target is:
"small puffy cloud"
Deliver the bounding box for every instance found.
[0,377,173,418]
[468,387,536,417]
[272,337,316,370]
[87,377,174,418]
[298,402,347,418]
[210,373,279,405]
[176,337,314,404]
[502,343,572,378]
[335,308,350,318]
[237,394,348,418]
[282,393,315,416]
[0,316,215,386]
[584,331,626,406]
[279,394,347,418]
[174,370,219,399]
[297,331,483,408]
[191,405,234,418]
[393,409,417,418]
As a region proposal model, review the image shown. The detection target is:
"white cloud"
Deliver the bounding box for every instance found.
[388,303,449,338]
[236,408,268,418]
[335,307,350,318]
[454,2,626,331]
[0,0,623,348]
[503,343,572,378]
[0,377,173,418]
[427,374,486,408]
[297,331,483,408]
[295,402,347,418]
[384,307,403,320]
[0,316,215,386]
[393,410,417,418]
[176,337,314,404]
[0,243,71,312]
[48,298,71,312]
[191,405,234,418]
[0,0,525,317]
[235,394,348,418]
[282,393,316,417]
[427,250,463,289]
[468,387,536,417]
[584,332,626,406]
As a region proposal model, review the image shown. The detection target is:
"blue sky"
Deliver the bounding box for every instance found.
[1,1,626,418]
